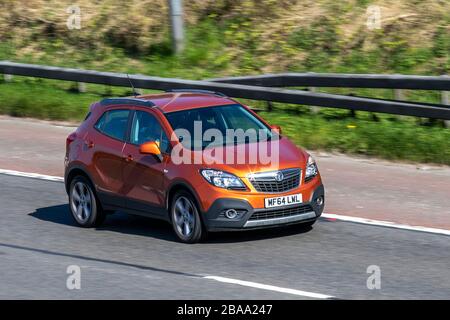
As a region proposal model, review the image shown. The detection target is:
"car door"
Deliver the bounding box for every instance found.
[87,108,131,208]
[121,110,170,217]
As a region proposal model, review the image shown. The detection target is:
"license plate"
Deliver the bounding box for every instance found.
[264,193,302,208]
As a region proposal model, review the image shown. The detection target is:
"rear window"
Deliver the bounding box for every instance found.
[94,109,130,141]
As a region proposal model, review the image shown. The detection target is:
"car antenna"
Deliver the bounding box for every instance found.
[127,73,138,98]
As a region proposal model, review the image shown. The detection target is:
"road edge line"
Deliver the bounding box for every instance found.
[0,169,64,182]
[203,276,334,299]
[322,213,450,236]
[1,168,449,236]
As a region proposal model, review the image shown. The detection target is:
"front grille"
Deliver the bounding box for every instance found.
[249,168,301,193]
[249,204,314,221]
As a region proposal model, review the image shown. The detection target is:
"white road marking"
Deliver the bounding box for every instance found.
[322,213,450,236]
[0,168,449,236]
[0,169,63,182]
[203,276,334,299]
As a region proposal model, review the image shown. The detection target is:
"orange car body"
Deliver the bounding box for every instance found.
[65,91,324,231]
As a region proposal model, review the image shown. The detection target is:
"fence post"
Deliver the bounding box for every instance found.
[443,90,449,128]
[77,82,86,93]
[394,89,408,120]
[309,87,320,114]
[394,89,405,101]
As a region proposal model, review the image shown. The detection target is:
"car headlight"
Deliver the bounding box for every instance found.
[200,169,246,190]
[305,156,318,181]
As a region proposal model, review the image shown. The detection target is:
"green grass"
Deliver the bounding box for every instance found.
[262,110,450,165]
[0,80,114,120]
[0,2,449,165]
[0,78,164,120]
[1,79,449,165]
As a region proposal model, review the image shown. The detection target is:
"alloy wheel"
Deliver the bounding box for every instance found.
[173,196,195,237]
[71,181,92,224]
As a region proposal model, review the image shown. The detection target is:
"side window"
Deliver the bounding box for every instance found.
[130,111,170,153]
[94,109,130,141]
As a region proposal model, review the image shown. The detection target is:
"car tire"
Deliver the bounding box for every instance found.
[69,175,105,228]
[170,190,203,243]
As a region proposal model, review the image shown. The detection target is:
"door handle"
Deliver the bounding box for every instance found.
[124,154,134,162]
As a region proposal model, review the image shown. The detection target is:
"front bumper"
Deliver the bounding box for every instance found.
[203,184,324,231]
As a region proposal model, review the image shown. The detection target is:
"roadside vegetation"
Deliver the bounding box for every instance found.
[0,0,449,164]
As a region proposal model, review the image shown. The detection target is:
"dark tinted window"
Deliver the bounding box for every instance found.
[130,111,170,153]
[95,109,130,141]
[165,104,272,149]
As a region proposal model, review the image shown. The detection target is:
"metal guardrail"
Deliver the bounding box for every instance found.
[208,73,450,90]
[1,61,449,120]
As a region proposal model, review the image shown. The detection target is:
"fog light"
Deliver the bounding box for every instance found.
[225,209,238,219]
[316,196,324,206]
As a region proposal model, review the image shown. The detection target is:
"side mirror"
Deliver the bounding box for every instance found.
[270,124,282,135]
[139,141,162,160]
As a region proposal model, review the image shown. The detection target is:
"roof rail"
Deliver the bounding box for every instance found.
[165,89,227,97]
[99,97,155,107]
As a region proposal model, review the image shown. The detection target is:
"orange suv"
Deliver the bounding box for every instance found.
[64,90,325,243]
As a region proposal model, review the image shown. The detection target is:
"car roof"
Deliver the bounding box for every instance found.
[130,92,237,113]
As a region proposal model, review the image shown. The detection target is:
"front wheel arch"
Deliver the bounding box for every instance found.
[166,182,204,221]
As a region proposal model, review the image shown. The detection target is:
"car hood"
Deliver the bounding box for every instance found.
[193,136,308,177]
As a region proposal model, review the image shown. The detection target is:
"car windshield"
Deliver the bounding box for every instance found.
[165,104,274,150]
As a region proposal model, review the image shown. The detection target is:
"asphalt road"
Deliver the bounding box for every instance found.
[2,115,450,229]
[1,174,449,299]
